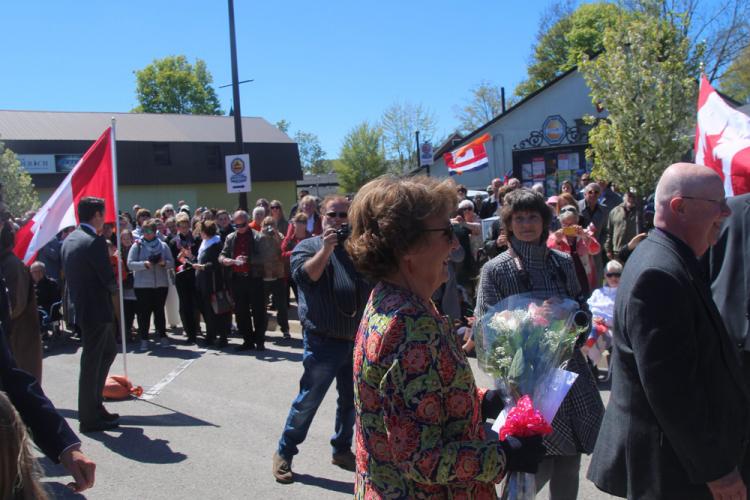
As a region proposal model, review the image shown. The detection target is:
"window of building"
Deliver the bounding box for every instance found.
[206,145,221,170]
[153,143,171,166]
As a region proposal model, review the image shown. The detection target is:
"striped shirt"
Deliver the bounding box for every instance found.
[291,236,371,341]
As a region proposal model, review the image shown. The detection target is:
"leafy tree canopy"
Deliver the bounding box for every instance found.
[133,55,222,115]
[454,81,504,133]
[0,142,39,217]
[380,102,437,174]
[720,45,750,104]
[335,122,387,193]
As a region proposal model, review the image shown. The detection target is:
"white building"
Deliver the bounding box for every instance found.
[428,68,605,196]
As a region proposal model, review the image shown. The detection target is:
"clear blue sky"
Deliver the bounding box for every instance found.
[1,0,552,156]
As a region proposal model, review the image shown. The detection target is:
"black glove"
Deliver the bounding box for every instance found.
[500,435,546,474]
[481,389,505,421]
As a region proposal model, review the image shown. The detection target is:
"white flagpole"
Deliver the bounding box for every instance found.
[111,118,129,379]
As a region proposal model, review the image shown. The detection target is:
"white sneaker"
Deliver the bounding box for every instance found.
[160,336,170,347]
[139,340,148,352]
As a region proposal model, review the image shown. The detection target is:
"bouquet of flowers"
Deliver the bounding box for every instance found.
[474,293,589,499]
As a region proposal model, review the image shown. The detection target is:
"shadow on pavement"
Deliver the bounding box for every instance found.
[84,426,188,464]
[254,347,303,363]
[294,473,354,494]
[57,400,219,429]
[146,345,203,360]
[40,480,87,499]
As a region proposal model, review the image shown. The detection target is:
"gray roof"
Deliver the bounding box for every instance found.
[0,110,294,143]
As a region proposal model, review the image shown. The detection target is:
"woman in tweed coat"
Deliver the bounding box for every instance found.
[476,188,604,500]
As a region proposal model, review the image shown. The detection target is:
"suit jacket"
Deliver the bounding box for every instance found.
[0,272,79,462]
[61,225,116,327]
[703,193,750,351]
[588,228,750,499]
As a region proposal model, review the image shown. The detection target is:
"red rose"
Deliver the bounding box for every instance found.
[446,390,473,419]
[386,417,420,462]
[358,383,381,412]
[401,344,430,374]
[438,348,457,385]
[380,320,405,357]
[355,429,368,471]
[415,392,442,424]
[366,332,383,362]
[455,450,481,481]
[368,431,391,462]
[354,342,364,372]
[416,449,440,479]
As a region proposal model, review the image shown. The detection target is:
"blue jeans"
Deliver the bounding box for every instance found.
[277,331,355,460]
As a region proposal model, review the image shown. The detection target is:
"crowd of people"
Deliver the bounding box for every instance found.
[1,162,749,499]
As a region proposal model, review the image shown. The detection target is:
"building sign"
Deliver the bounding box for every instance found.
[55,155,82,173]
[18,155,56,174]
[17,154,83,174]
[419,142,434,166]
[225,154,251,193]
[542,115,567,145]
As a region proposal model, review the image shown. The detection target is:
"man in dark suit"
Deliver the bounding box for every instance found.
[0,265,96,492]
[703,193,750,373]
[61,197,120,432]
[588,163,750,499]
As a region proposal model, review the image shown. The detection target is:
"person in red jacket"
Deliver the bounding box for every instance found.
[281,213,312,310]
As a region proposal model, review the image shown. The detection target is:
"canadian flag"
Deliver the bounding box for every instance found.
[14,127,116,264]
[694,74,750,196]
[444,133,491,175]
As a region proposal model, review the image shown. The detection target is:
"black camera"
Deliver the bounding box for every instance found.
[147,253,163,264]
[264,226,275,235]
[335,224,350,244]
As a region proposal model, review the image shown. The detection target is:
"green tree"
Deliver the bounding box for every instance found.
[720,45,750,103]
[515,2,623,98]
[275,119,291,133]
[0,142,39,217]
[335,122,387,193]
[580,5,699,196]
[380,102,437,174]
[133,56,222,114]
[455,81,504,133]
[294,131,327,174]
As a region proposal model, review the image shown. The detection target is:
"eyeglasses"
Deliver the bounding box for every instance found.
[143,229,155,234]
[680,195,729,211]
[606,272,621,278]
[235,222,248,228]
[325,211,348,219]
[422,225,454,240]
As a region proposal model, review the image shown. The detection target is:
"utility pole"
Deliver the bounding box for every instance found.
[227,0,247,210]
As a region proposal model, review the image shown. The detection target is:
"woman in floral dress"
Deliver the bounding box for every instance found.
[348,176,544,499]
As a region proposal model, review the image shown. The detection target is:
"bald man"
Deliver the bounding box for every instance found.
[588,164,750,500]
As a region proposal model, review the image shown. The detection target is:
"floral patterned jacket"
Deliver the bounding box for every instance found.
[354,281,507,499]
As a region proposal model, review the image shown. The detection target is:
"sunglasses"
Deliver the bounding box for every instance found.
[422,225,454,240]
[143,229,155,234]
[325,211,348,219]
[606,272,621,278]
[270,206,281,210]
[235,222,248,228]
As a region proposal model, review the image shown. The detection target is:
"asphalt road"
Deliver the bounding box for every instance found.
[36,314,615,499]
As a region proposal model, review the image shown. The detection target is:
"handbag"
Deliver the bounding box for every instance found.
[210,269,234,315]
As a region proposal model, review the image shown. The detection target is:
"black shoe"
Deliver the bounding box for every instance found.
[235,343,255,351]
[185,338,197,345]
[100,407,120,422]
[203,338,215,347]
[217,337,228,348]
[256,344,266,352]
[80,420,119,433]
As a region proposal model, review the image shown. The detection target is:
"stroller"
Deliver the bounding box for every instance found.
[38,300,64,341]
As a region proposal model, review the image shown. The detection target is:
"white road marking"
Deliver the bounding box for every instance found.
[141,358,198,401]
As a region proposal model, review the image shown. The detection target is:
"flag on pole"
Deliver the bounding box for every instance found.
[444,133,491,175]
[694,74,750,196]
[14,128,116,264]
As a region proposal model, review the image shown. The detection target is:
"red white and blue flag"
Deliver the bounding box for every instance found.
[694,74,750,196]
[14,128,116,264]
[444,133,491,175]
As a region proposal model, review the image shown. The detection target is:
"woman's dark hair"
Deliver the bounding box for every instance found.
[501,188,553,242]
[0,222,14,251]
[78,196,106,223]
[200,220,217,237]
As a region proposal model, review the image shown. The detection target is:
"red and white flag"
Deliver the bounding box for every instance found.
[444,133,491,175]
[694,74,750,196]
[14,127,116,264]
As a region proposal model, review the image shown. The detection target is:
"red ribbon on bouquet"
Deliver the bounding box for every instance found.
[499,395,553,440]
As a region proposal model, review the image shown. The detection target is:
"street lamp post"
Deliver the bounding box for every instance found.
[227,0,247,210]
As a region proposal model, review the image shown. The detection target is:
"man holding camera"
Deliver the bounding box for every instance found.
[273,195,371,484]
